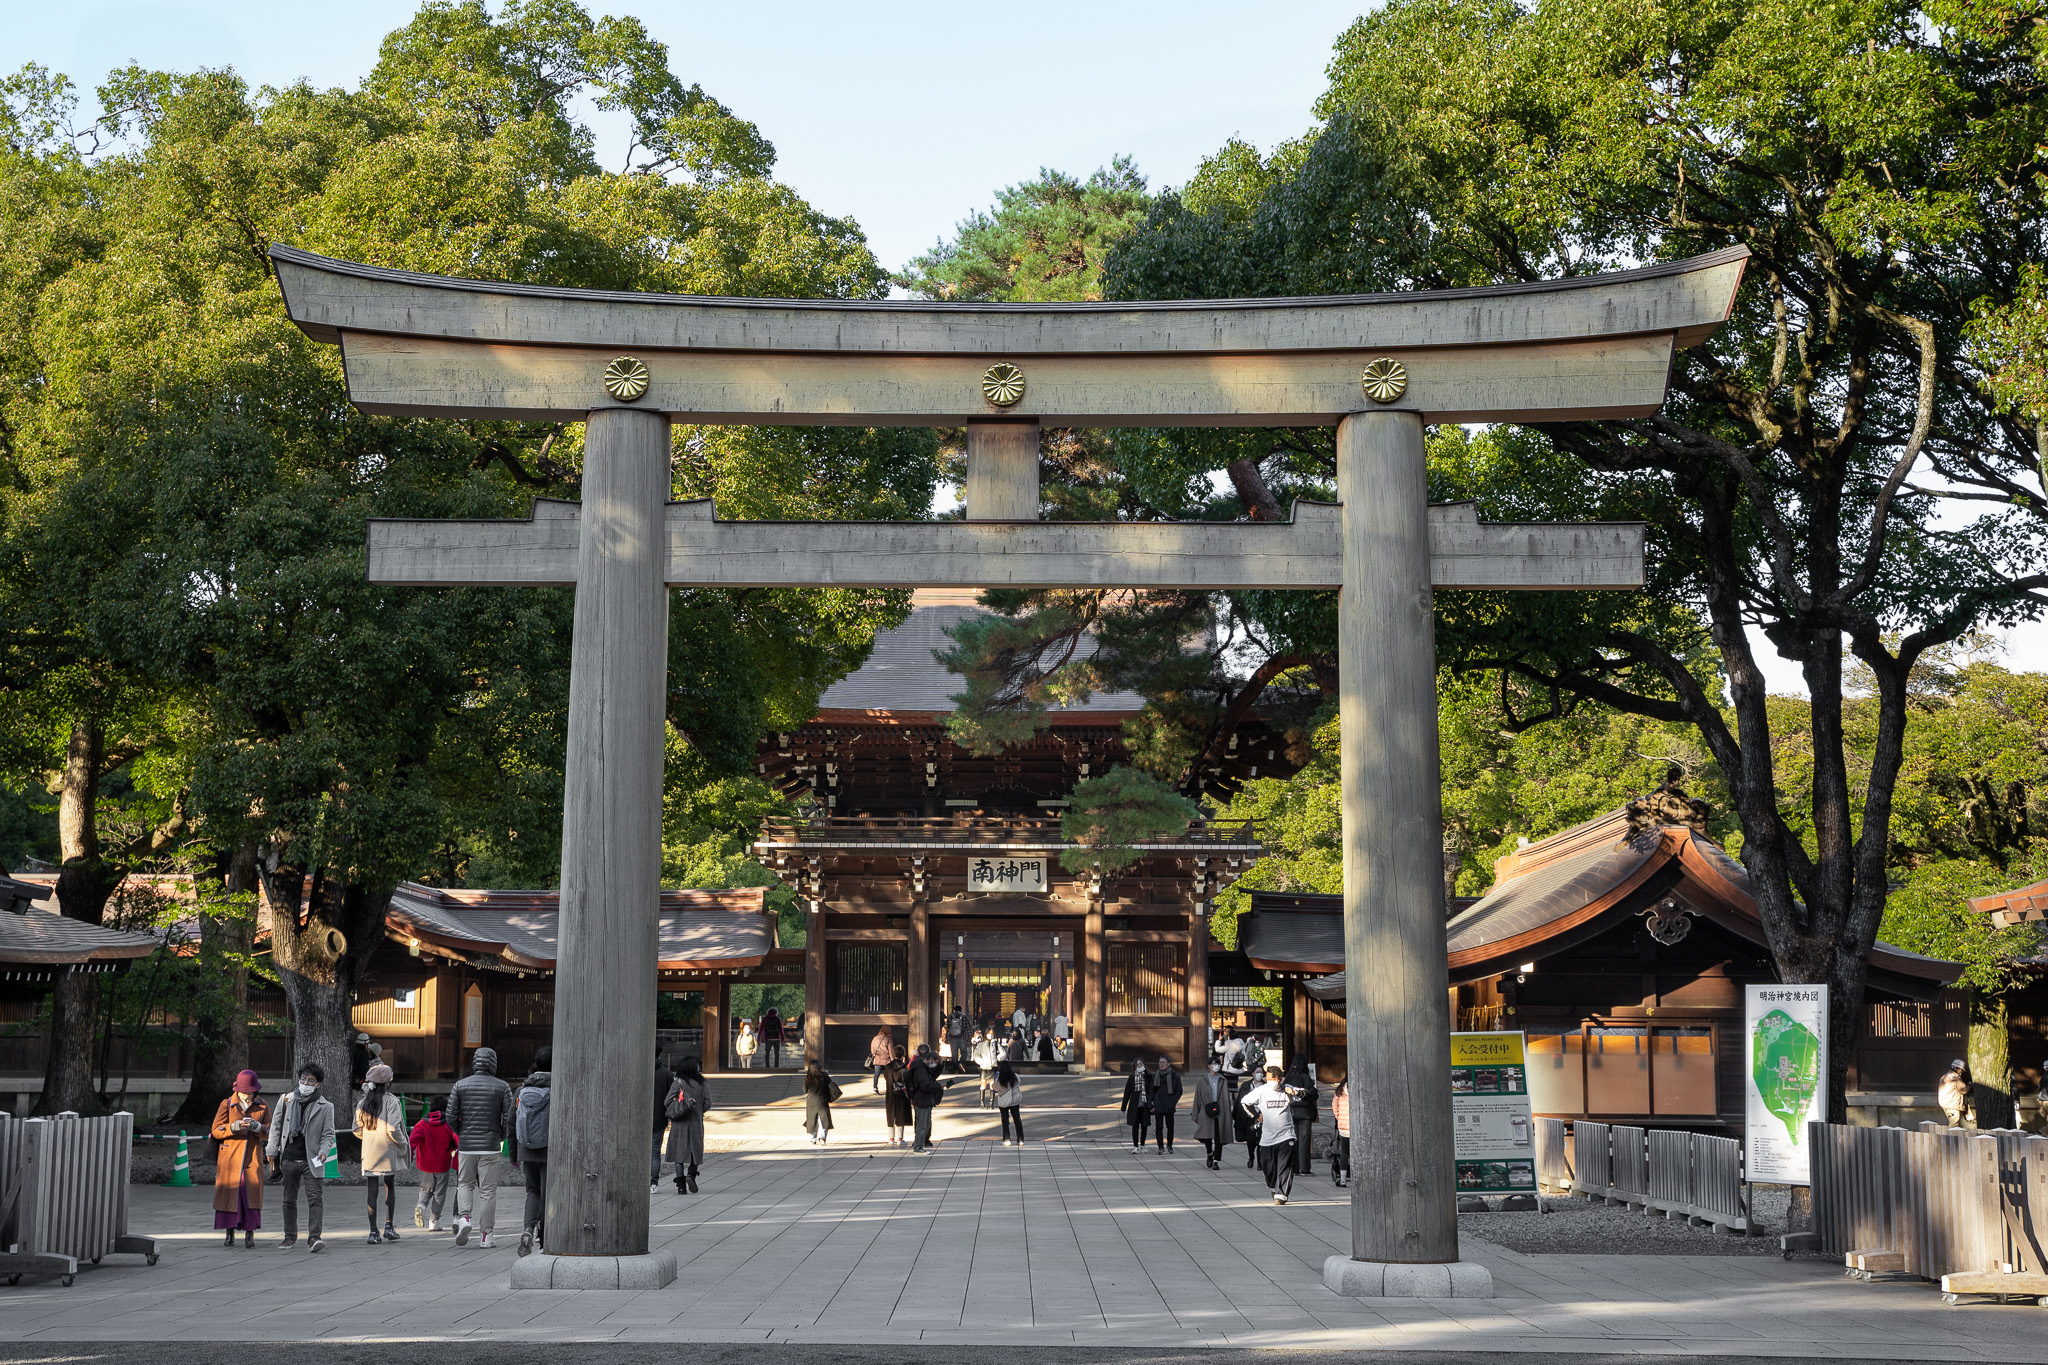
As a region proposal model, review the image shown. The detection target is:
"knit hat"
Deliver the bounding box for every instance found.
[472,1047,499,1074]
[366,1063,394,1084]
[233,1069,261,1094]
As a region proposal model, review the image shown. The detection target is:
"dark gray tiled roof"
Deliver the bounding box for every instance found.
[817,603,1145,713]
[1242,904,1346,971]
[387,884,773,970]
[0,907,160,966]
[1445,833,1660,956]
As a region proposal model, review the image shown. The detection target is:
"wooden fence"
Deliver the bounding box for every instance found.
[1809,1121,2048,1290]
[1535,1118,1573,1192]
[1568,1119,1753,1233]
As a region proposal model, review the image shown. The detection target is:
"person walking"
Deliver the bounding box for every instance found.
[1233,1070,1262,1168]
[735,1020,759,1070]
[1120,1057,1154,1153]
[1151,1055,1184,1155]
[883,1045,913,1146]
[211,1069,270,1249]
[652,1052,674,1188]
[993,1060,1025,1145]
[1192,1058,1228,1169]
[1329,1074,1352,1187]
[760,1007,785,1069]
[867,1025,895,1094]
[1241,1065,1302,1204]
[448,1046,513,1248]
[1011,1004,1028,1033]
[409,1097,458,1230]
[1284,1058,1318,1175]
[664,1057,709,1192]
[907,1043,946,1152]
[515,1047,552,1255]
[265,1064,335,1252]
[353,1063,408,1244]
[803,1061,843,1144]
[972,1029,998,1108]
[1221,1029,1247,1084]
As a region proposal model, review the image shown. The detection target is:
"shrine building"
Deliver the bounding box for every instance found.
[753,589,1277,1071]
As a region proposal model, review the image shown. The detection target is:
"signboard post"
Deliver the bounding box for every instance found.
[1450,1032,1539,1201]
[1744,984,1829,1185]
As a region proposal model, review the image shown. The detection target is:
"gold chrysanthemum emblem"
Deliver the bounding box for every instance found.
[1361,357,1408,403]
[981,362,1027,407]
[603,355,650,402]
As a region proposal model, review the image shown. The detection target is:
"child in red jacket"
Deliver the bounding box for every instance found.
[409,1098,460,1232]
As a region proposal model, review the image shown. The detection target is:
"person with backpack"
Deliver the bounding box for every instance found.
[1150,1054,1184,1154]
[513,1046,552,1255]
[448,1046,514,1248]
[993,1060,1025,1145]
[664,1056,710,1192]
[354,1063,408,1244]
[1240,1064,1303,1204]
[264,1064,333,1252]
[759,1008,785,1069]
[1284,1057,1319,1175]
[1232,1071,1262,1169]
[882,1045,913,1146]
[1119,1057,1154,1153]
[212,1069,272,1249]
[1192,1058,1229,1169]
[907,1043,946,1152]
[409,1097,459,1230]
[1220,1028,1246,1082]
[867,1025,894,1094]
[803,1061,843,1144]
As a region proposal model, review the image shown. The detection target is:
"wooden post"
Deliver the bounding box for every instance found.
[1337,409,1461,1270]
[909,898,930,1052]
[1291,979,1313,1072]
[702,980,726,1072]
[543,405,669,1263]
[805,906,826,1065]
[964,422,1038,521]
[1083,901,1106,1072]
[1186,914,1210,1070]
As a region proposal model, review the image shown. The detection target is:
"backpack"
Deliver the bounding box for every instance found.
[516,1085,551,1150]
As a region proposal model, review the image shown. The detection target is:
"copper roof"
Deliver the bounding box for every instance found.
[386,882,774,973]
[1968,877,2048,928]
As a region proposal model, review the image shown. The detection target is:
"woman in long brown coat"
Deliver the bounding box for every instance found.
[211,1069,270,1247]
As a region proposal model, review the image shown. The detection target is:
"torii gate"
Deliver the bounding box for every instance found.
[271,242,1745,1294]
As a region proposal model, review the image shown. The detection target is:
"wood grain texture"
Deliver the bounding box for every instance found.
[965,422,1039,521]
[544,407,670,1259]
[1338,411,1460,1266]
[273,242,1747,355]
[334,332,1678,425]
[366,500,1646,592]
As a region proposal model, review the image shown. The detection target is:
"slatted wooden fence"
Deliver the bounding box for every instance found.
[1809,1121,2043,1285]
[1567,1120,1753,1233]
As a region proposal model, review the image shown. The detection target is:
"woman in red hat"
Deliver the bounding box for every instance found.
[211,1070,270,1247]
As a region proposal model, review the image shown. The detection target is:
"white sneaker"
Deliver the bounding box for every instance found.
[429,1219,443,1233]
[1275,1194,1289,1205]
[478,1231,496,1249]
[454,1217,472,1246]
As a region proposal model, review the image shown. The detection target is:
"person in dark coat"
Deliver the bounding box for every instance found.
[663,1056,709,1192]
[652,1052,673,1187]
[907,1044,945,1152]
[760,1008,785,1069]
[883,1046,913,1146]
[803,1061,843,1144]
[1120,1057,1154,1152]
[1232,1071,1261,1167]
[1284,1058,1319,1174]
[1150,1054,1184,1154]
[1192,1060,1229,1169]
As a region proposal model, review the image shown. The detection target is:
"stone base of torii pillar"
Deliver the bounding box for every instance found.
[511,1251,678,1290]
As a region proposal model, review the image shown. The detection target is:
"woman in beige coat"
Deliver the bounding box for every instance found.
[353,1063,409,1243]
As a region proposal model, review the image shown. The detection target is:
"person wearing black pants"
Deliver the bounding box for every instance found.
[1119,1057,1153,1152]
[1241,1065,1300,1204]
[1192,1061,1228,1169]
[515,1047,551,1256]
[1150,1055,1183,1154]
[1284,1058,1318,1176]
[994,1061,1024,1145]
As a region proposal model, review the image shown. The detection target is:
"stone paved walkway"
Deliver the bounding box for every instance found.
[5,1139,2047,1358]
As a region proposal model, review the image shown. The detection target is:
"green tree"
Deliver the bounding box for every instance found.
[898,159,1152,303]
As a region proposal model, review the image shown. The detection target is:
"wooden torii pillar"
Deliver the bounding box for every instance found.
[271,243,1745,1294]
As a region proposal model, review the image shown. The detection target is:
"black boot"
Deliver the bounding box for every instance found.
[223,1229,235,1247]
[243,1229,255,1247]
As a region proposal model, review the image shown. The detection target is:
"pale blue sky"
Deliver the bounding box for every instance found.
[8,1,2043,689]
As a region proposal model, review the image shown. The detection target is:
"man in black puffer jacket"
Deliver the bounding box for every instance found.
[447,1047,514,1248]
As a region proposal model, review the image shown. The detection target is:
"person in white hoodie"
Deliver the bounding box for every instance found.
[1239,1065,1304,1204]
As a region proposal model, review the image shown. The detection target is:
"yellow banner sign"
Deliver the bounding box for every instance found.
[1449,1032,1526,1067]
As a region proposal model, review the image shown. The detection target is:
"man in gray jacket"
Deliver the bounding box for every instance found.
[266,1061,336,1253]
[448,1046,514,1248]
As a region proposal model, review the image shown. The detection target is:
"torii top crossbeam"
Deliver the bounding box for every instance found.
[268,240,1745,1292]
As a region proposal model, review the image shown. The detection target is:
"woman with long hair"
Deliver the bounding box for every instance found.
[664,1056,710,1193]
[353,1063,408,1243]
[993,1061,1025,1146]
[803,1061,843,1145]
[882,1045,913,1146]
[1119,1056,1153,1153]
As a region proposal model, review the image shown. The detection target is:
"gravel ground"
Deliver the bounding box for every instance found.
[1460,1187,1798,1256]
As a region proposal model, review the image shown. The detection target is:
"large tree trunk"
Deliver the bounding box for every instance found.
[38,719,118,1117]
[1969,993,2015,1130]
[174,843,258,1126]
[261,865,390,1118]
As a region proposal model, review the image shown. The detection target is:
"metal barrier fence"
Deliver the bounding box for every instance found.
[1,1112,159,1287]
[1809,1121,2036,1285]
[1535,1118,1573,1192]
[1568,1120,1753,1233]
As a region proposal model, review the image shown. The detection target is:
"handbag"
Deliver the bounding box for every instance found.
[665,1083,699,1122]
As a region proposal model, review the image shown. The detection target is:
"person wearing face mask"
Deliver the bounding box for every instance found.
[211,1069,271,1249]
[264,1064,335,1252]
[1192,1057,1229,1170]
[1150,1055,1183,1154]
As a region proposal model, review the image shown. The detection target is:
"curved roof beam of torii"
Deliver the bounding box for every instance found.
[268,243,1748,428]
